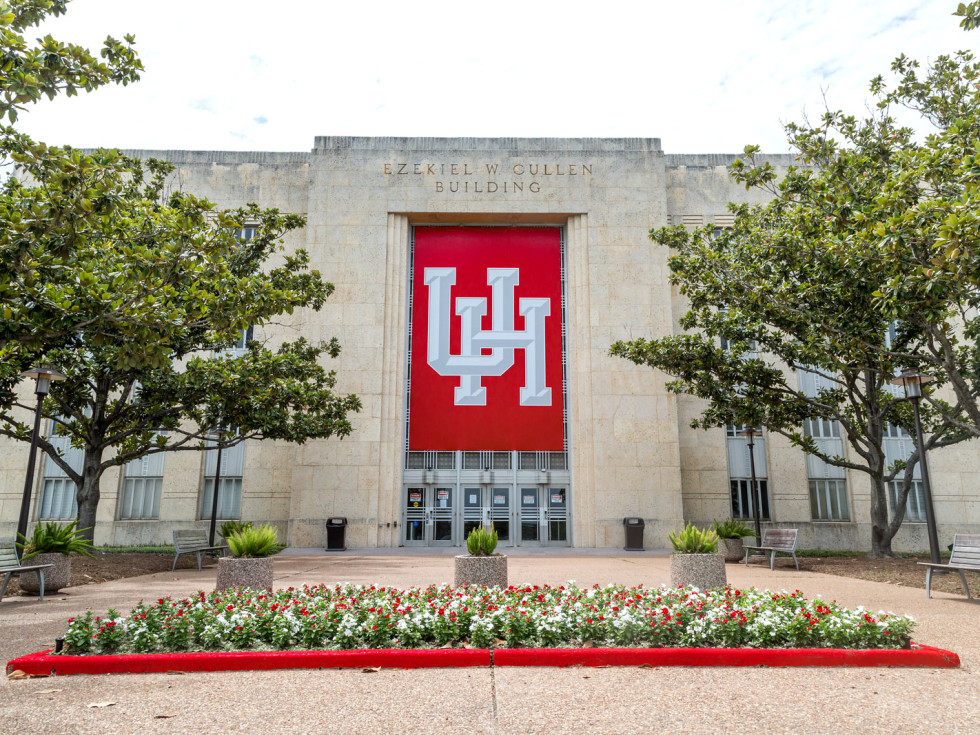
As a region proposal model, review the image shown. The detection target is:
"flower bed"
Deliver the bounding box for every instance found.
[59,583,916,655]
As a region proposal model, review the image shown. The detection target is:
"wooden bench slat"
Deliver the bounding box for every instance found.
[744,529,799,570]
[172,530,228,572]
[921,535,980,599]
[1,536,55,602]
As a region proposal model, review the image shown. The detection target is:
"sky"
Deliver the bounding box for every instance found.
[16,0,979,154]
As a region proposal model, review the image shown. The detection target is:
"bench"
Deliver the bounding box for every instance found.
[172,530,228,571]
[0,537,55,602]
[918,534,980,599]
[743,528,799,570]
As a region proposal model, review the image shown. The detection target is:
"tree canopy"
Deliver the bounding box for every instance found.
[0,157,361,539]
[0,0,183,357]
[611,4,979,556]
[0,1,361,539]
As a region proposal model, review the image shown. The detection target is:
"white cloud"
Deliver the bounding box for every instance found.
[15,0,976,153]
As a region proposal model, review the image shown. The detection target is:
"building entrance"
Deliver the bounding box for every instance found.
[401,472,570,548]
[403,486,455,546]
[402,226,570,548]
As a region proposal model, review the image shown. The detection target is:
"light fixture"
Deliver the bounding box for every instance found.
[17,365,67,549]
[890,369,940,564]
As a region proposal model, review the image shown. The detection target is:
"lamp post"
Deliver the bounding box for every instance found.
[890,369,941,565]
[737,426,764,546]
[17,365,67,551]
[207,423,228,547]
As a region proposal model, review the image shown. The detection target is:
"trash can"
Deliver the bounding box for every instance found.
[325,517,348,551]
[623,517,645,551]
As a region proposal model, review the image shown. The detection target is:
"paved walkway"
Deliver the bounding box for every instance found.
[1,550,978,734]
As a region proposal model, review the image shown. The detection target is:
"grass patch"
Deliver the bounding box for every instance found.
[92,545,173,554]
[796,549,951,561]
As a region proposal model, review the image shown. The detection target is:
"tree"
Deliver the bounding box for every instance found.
[610,6,980,556]
[0,158,361,540]
[0,0,192,358]
[726,4,980,441]
[0,0,141,124]
[611,213,967,556]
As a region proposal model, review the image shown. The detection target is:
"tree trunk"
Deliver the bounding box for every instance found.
[74,448,105,543]
[868,472,896,558]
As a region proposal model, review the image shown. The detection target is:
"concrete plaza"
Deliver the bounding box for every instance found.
[1,549,978,734]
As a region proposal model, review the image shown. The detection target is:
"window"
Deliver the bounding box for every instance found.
[889,480,927,522]
[37,421,82,520]
[119,450,165,520]
[405,451,454,470]
[38,478,77,520]
[809,479,850,521]
[462,451,511,470]
[883,422,910,439]
[199,438,245,520]
[726,425,770,519]
[730,479,770,520]
[518,452,568,471]
[218,325,254,358]
[799,369,850,521]
[803,417,840,439]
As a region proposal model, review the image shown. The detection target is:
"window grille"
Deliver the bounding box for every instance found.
[809,479,850,521]
[889,480,926,522]
[200,439,245,520]
[200,478,243,520]
[804,417,841,439]
[38,478,77,520]
[119,449,165,520]
[730,479,770,520]
[37,422,82,520]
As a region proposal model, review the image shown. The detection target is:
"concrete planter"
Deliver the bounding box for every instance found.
[454,554,508,588]
[216,556,274,591]
[19,553,71,595]
[720,538,745,563]
[670,553,727,590]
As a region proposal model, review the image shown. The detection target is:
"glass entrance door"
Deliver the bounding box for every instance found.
[519,486,568,546]
[403,486,456,546]
[462,487,512,546]
[519,487,542,544]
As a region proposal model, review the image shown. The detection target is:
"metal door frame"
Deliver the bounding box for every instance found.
[402,485,457,546]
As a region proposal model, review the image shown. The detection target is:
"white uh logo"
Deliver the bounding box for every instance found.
[424,267,551,406]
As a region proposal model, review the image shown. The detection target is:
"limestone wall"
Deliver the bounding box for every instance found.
[1,139,977,552]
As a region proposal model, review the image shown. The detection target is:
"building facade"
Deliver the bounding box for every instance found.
[1,137,977,551]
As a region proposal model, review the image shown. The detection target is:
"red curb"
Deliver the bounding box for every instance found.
[6,648,491,676]
[6,643,958,677]
[493,644,960,668]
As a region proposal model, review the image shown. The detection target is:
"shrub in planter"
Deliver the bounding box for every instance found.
[712,519,754,563]
[668,523,726,590]
[218,520,253,539]
[17,520,95,595]
[216,524,283,591]
[455,525,507,588]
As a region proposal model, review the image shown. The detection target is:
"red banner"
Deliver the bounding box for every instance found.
[408,227,564,450]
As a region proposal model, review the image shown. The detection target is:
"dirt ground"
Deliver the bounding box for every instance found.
[3,549,976,599]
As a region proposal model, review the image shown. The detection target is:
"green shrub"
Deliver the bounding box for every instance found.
[226,524,284,558]
[465,524,498,556]
[711,519,754,539]
[18,520,95,559]
[668,523,719,554]
[219,520,253,539]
